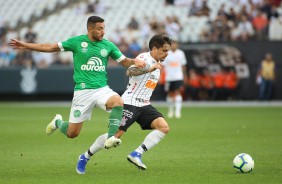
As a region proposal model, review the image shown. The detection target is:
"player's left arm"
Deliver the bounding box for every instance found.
[120,58,145,68]
[10,39,60,52]
[127,62,161,77]
[109,42,145,68]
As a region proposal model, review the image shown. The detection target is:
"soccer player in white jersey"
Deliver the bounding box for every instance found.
[76,35,172,173]
[10,16,145,172]
[162,40,187,118]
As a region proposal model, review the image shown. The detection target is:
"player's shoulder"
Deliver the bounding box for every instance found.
[136,52,150,60]
[176,49,185,54]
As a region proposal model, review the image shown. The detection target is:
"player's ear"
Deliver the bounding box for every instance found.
[151,47,157,52]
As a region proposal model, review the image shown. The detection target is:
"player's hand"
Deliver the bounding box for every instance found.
[134,58,146,68]
[9,39,26,49]
[149,62,162,72]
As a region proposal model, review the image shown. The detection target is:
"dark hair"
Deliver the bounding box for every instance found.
[148,35,172,51]
[87,16,104,28]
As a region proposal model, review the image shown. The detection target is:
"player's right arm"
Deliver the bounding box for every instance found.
[127,62,161,77]
[9,39,60,52]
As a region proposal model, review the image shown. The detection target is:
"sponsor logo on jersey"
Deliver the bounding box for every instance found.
[150,75,157,80]
[100,49,108,57]
[145,80,157,89]
[135,98,149,103]
[81,42,88,53]
[81,57,105,71]
[81,42,88,48]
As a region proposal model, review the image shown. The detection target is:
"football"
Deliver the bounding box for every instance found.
[233,153,254,173]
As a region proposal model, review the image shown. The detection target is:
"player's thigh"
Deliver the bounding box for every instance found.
[69,89,96,123]
[106,95,123,109]
[119,104,141,132]
[136,105,164,130]
[96,86,122,111]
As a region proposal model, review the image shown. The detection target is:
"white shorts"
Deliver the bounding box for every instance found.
[69,86,119,123]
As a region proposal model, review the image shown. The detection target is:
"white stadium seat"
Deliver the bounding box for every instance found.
[0,0,231,43]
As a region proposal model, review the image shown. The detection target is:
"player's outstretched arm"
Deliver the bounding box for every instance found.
[120,58,145,68]
[127,62,161,77]
[10,39,60,52]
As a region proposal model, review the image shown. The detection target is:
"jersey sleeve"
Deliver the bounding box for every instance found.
[126,53,149,69]
[57,36,77,52]
[108,42,125,62]
[136,53,150,69]
[136,53,144,60]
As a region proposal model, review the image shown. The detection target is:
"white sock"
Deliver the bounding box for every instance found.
[135,130,166,154]
[175,95,182,115]
[166,96,174,114]
[84,133,108,159]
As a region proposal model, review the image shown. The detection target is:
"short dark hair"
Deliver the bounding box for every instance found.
[87,16,104,28]
[149,35,172,50]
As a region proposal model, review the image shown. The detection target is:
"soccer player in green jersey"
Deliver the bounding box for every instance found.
[10,16,145,156]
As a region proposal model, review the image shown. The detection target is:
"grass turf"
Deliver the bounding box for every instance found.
[0,103,281,184]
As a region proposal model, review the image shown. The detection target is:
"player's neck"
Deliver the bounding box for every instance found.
[149,52,158,62]
[87,34,100,42]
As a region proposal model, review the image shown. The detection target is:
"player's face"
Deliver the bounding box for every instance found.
[157,43,171,62]
[89,22,105,41]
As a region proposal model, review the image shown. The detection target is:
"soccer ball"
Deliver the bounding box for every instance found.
[233,153,254,173]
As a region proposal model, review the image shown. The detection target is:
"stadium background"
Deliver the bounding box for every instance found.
[0,0,281,100]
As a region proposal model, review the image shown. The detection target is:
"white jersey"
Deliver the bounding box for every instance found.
[163,49,187,81]
[122,52,160,107]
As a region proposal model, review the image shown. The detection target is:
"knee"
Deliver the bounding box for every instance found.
[162,125,170,134]
[115,97,124,107]
[158,124,170,134]
[152,118,170,134]
[111,96,124,107]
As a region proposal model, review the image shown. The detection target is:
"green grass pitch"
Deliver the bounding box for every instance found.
[0,103,282,184]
